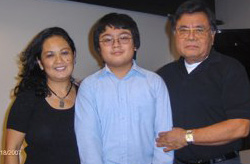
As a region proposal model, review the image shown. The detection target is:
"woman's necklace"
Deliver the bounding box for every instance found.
[48,82,73,108]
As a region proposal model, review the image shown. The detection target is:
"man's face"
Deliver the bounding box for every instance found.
[98,26,135,70]
[174,12,215,64]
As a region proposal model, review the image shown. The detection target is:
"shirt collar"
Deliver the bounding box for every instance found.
[178,48,221,75]
[98,60,146,78]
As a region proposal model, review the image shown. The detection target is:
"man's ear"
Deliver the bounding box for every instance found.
[37,58,44,70]
[211,30,216,45]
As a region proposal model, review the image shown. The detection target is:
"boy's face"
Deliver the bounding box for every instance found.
[99,26,136,70]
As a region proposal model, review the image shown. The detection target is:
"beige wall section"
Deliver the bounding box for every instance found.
[215,0,250,29]
[0,0,174,161]
[215,0,250,163]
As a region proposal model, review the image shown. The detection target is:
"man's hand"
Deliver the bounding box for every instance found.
[156,127,188,152]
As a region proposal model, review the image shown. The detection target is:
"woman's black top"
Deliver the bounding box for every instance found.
[7,89,80,164]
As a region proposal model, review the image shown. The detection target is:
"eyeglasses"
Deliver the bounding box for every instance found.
[175,27,211,39]
[99,35,132,46]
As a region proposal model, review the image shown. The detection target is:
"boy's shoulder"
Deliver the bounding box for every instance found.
[136,66,163,81]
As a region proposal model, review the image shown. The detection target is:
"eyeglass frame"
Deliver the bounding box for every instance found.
[174,26,214,39]
[99,34,133,46]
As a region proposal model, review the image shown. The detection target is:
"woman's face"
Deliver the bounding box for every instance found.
[38,35,75,83]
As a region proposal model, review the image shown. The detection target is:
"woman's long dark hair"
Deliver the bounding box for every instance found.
[14,27,76,97]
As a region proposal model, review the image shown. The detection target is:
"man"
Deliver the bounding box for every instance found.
[157,0,250,164]
[75,13,173,164]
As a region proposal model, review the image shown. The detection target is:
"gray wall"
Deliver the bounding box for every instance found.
[0,0,173,161]
[215,0,250,163]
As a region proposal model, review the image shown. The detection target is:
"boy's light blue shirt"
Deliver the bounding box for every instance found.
[75,61,173,164]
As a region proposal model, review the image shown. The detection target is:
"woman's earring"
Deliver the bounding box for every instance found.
[37,59,44,70]
[39,64,44,70]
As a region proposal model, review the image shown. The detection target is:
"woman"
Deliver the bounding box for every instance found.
[5,27,80,164]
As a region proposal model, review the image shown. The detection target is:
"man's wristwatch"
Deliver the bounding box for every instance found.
[185,130,194,145]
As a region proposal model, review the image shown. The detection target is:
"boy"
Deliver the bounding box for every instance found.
[75,13,173,164]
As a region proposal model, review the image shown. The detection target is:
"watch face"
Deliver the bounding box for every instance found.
[186,130,194,144]
[187,135,192,141]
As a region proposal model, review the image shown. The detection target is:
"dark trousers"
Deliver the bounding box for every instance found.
[174,157,242,164]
